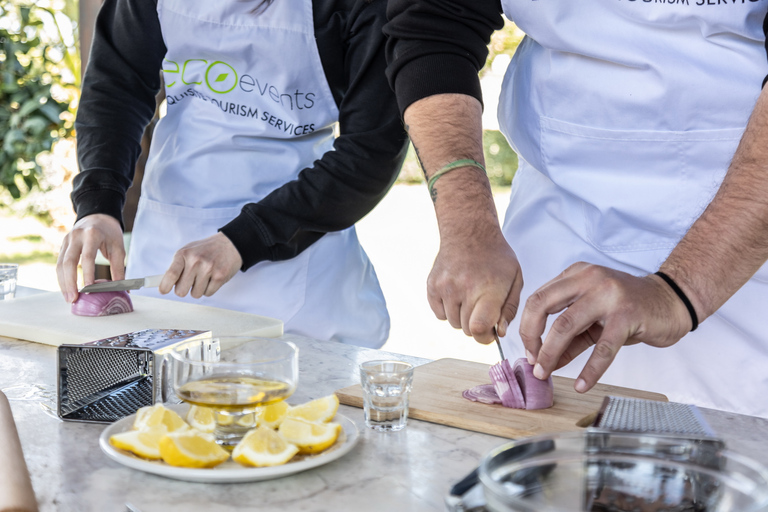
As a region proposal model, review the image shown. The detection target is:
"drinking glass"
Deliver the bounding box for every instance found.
[169,336,298,448]
[359,360,414,432]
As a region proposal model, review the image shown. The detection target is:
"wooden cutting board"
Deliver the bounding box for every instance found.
[336,358,668,439]
[0,291,283,346]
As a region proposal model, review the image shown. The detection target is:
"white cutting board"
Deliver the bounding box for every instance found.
[0,292,283,346]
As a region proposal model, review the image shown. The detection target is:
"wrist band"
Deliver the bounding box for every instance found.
[655,271,699,331]
[427,159,486,197]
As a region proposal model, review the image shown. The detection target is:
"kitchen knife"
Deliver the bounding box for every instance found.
[79,275,164,293]
[492,326,505,361]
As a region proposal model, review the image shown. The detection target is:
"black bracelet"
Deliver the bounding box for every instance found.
[655,271,699,332]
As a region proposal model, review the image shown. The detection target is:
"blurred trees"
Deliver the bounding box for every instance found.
[0,0,79,222]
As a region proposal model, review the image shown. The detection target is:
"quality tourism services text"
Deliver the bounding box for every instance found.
[163,58,318,136]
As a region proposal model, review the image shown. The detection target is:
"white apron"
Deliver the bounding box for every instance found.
[497,1,768,417]
[126,0,389,348]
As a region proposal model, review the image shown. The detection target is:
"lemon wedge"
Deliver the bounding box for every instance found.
[133,404,189,433]
[278,417,341,454]
[110,425,168,460]
[159,430,230,468]
[185,405,216,433]
[232,426,299,467]
[254,401,291,429]
[285,394,339,423]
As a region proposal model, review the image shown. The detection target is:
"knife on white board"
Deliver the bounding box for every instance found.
[78,275,164,293]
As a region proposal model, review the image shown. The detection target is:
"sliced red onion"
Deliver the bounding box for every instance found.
[464,358,554,410]
[462,384,502,404]
[71,290,134,317]
[513,358,554,410]
[489,359,525,408]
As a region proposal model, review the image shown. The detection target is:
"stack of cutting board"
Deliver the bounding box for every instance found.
[336,358,667,439]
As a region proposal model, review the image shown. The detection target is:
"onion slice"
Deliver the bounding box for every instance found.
[71,290,134,317]
[489,359,525,408]
[462,384,502,405]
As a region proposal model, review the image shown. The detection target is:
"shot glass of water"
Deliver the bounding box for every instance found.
[0,264,18,300]
[359,360,414,432]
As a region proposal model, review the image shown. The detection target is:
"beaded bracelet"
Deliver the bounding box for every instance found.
[427,159,486,197]
[655,271,699,331]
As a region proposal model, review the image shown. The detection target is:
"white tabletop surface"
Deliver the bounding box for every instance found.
[3,288,768,511]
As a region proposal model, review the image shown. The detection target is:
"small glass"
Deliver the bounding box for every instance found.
[169,336,298,448]
[359,360,414,432]
[0,264,18,300]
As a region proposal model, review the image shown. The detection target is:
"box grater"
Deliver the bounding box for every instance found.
[57,329,217,423]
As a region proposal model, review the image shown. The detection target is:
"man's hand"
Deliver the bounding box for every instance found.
[428,226,523,344]
[56,214,126,303]
[159,232,242,299]
[519,262,692,393]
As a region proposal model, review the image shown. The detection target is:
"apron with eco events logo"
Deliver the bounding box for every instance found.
[497,0,768,417]
[126,0,390,348]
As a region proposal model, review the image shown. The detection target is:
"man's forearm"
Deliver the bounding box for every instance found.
[403,93,500,241]
[661,87,768,320]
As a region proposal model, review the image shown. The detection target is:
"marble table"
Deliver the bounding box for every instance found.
[3,290,768,511]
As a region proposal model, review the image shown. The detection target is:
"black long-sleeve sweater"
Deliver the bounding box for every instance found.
[384,1,768,116]
[73,0,408,271]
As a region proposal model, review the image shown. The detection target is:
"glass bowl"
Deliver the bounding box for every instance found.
[478,430,768,512]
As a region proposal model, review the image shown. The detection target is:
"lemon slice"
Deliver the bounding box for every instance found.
[159,430,230,468]
[110,425,168,460]
[285,394,339,423]
[185,405,216,433]
[232,426,299,467]
[254,401,290,429]
[278,417,341,454]
[133,404,189,432]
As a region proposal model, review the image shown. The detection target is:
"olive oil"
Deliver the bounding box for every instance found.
[176,376,292,410]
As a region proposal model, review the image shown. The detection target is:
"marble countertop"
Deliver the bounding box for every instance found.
[2,292,768,511]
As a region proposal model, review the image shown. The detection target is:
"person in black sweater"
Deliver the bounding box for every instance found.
[56,0,408,347]
[384,1,768,416]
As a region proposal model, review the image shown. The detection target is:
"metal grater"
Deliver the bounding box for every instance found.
[591,395,720,441]
[57,329,216,423]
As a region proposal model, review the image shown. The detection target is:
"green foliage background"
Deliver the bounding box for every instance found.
[0,0,78,205]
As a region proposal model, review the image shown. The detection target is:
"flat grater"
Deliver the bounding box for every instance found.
[57,329,217,423]
[590,395,722,442]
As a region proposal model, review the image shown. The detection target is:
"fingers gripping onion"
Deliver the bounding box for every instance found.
[71,289,134,317]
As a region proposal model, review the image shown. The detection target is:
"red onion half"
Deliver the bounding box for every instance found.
[71,290,134,317]
[463,358,554,410]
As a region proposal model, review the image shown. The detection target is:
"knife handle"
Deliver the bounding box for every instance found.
[144,275,164,288]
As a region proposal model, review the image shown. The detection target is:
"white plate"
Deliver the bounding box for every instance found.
[99,406,360,483]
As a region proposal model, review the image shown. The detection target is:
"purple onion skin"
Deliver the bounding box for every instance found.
[513,358,554,410]
[71,291,134,317]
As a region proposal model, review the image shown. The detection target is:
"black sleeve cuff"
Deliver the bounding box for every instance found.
[392,53,484,118]
[71,188,127,229]
[219,211,274,271]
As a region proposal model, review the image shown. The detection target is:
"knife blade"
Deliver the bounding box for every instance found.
[79,274,164,293]
[492,326,505,361]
